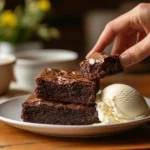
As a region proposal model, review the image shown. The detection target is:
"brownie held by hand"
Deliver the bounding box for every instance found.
[21,94,100,125]
[80,52,123,80]
[35,68,99,105]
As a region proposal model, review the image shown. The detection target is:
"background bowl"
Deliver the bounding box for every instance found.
[0,55,16,95]
[14,49,78,91]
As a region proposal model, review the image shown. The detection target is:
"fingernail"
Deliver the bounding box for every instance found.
[120,52,132,67]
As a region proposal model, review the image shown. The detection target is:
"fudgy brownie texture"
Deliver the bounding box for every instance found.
[35,68,99,105]
[21,94,100,125]
[80,52,123,80]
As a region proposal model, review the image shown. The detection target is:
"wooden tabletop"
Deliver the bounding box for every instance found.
[0,73,150,150]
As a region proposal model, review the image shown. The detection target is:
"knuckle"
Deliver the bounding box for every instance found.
[137,3,148,10]
[134,44,147,60]
[105,21,116,33]
[105,21,113,29]
[136,45,144,57]
[135,3,150,28]
[137,3,150,17]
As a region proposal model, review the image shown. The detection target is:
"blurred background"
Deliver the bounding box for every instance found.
[1,0,150,65]
[0,0,150,93]
[3,0,150,68]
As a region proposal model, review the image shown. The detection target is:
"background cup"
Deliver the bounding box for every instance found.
[14,49,78,91]
[0,55,16,95]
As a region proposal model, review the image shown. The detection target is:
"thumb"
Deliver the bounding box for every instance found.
[120,34,150,67]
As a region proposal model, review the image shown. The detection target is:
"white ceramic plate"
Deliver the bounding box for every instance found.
[0,95,150,137]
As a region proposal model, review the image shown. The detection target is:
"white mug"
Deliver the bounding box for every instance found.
[14,49,78,92]
[0,55,16,94]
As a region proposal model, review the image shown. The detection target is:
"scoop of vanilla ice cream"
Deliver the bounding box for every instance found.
[96,84,149,124]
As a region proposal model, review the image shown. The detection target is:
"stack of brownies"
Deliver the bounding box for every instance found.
[21,52,123,125]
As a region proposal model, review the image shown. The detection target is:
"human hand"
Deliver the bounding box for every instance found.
[86,3,150,67]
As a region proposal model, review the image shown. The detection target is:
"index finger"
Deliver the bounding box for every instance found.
[86,12,130,58]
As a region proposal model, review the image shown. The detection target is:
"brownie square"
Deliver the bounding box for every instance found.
[35,68,99,105]
[21,94,100,125]
[80,52,123,80]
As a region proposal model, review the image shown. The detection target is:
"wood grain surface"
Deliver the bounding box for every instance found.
[0,73,150,150]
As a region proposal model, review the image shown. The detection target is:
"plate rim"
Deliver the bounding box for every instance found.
[0,95,150,129]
